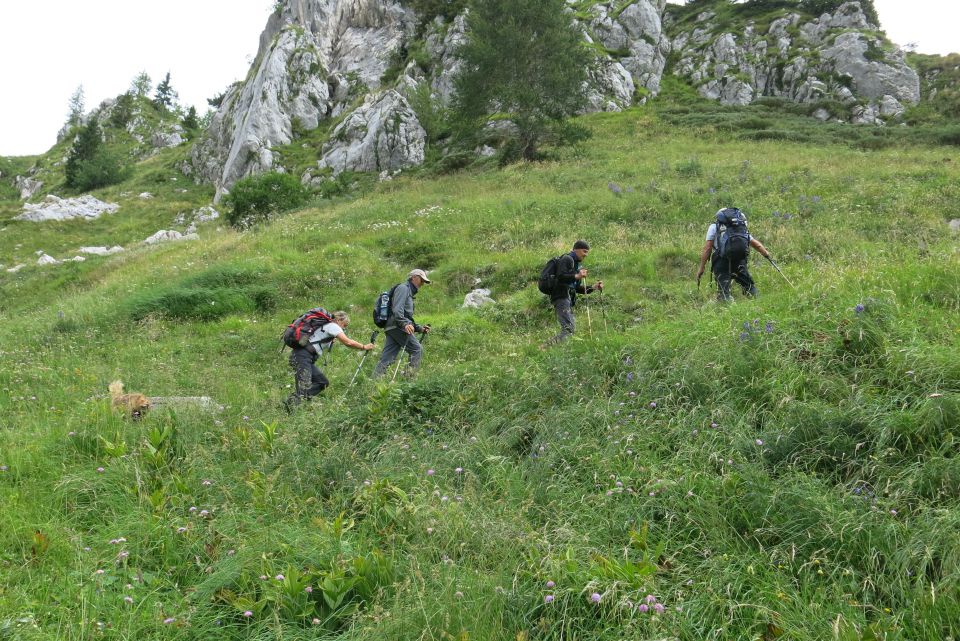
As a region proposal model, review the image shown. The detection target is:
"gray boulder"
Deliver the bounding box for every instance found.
[16,195,119,222]
[14,176,43,200]
[462,288,495,309]
[317,90,426,176]
[79,246,125,256]
[143,230,200,245]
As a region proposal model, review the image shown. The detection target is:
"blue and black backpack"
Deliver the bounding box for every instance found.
[715,208,750,260]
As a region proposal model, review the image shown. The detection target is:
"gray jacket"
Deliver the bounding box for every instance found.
[386,279,420,331]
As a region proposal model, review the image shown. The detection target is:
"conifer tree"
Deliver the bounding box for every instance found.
[131,71,152,97]
[453,0,591,160]
[153,72,177,110]
[64,119,102,188]
[67,85,85,127]
[182,106,199,132]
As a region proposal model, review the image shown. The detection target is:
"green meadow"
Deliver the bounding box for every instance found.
[1,103,958,640]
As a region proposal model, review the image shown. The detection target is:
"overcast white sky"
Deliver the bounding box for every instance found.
[0,0,957,157]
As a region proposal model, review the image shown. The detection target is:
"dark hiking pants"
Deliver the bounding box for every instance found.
[287,347,329,406]
[712,252,757,301]
[544,297,575,346]
[373,328,423,378]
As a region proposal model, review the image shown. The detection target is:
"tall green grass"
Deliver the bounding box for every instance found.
[1,103,958,640]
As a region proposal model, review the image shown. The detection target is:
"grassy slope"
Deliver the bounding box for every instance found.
[0,105,958,640]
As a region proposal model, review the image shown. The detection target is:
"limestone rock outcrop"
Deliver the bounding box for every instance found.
[191,0,417,198]
[670,2,919,120]
[316,90,426,175]
[16,195,120,222]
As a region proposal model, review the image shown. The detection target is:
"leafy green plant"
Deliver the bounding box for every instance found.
[224,171,309,228]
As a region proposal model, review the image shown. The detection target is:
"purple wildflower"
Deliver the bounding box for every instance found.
[645,594,657,604]
[546,580,555,588]
[275,574,285,581]
[545,594,555,603]
[163,617,176,625]
[639,604,649,613]
[755,439,764,446]
[626,372,635,382]
[591,593,602,603]
[855,304,865,314]
[243,611,253,618]
[427,469,435,476]
[739,332,751,342]
[608,182,623,195]
[654,603,665,614]
[124,596,134,604]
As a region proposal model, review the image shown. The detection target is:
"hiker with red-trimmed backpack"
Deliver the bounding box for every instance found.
[282,309,373,410]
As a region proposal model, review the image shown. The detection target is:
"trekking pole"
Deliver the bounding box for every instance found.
[599,287,608,333]
[349,331,378,386]
[586,297,593,338]
[765,256,796,290]
[391,331,414,383]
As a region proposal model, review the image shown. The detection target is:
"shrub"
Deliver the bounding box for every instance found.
[71,148,130,191]
[224,172,309,228]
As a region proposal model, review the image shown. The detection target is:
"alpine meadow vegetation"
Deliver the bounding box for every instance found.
[1,94,959,640]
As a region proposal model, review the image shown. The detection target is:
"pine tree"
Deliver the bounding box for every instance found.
[64,119,102,188]
[131,71,152,97]
[182,106,199,132]
[67,85,85,127]
[154,72,177,110]
[453,0,591,160]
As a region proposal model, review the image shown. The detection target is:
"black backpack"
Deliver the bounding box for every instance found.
[715,208,750,260]
[281,307,335,349]
[372,284,399,328]
[537,256,563,295]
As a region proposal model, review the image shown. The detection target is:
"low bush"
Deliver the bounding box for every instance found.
[225,172,309,229]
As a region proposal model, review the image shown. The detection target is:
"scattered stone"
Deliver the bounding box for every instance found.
[78,246,124,256]
[6,264,25,273]
[16,195,119,222]
[949,219,960,233]
[139,192,154,200]
[463,288,496,309]
[36,253,60,266]
[152,132,183,148]
[193,206,220,223]
[143,230,199,245]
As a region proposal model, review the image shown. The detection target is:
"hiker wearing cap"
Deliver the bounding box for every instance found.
[540,240,603,349]
[285,311,374,410]
[373,269,432,378]
[696,207,771,302]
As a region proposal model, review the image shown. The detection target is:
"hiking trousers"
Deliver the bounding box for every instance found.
[373,328,423,378]
[544,297,575,346]
[287,347,329,406]
[712,253,757,301]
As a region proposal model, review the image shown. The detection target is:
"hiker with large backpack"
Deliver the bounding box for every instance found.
[282,309,374,410]
[372,269,432,379]
[696,207,771,302]
[539,240,603,349]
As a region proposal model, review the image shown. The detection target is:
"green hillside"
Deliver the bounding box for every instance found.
[1,101,958,640]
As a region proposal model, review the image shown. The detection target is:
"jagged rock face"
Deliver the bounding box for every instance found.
[589,0,670,97]
[316,89,426,175]
[671,2,920,120]
[191,0,416,198]
[15,176,43,200]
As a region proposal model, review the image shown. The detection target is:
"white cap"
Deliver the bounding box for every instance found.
[408,268,431,283]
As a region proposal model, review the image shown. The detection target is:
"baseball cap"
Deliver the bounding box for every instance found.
[408,268,431,283]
